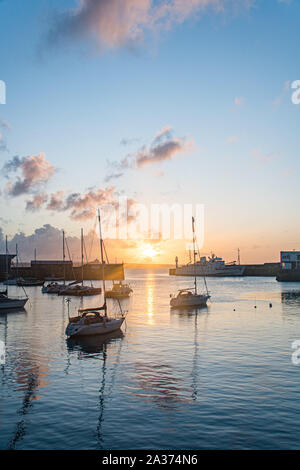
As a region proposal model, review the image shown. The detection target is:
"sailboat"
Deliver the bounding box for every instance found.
[0,237,28,310]
[42,230,80,294]
[170,217,210,309]
[65,209,126,337]
[58,229,101,297]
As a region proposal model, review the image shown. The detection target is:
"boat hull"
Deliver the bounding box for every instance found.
[17,280,44,287]
[0,298,28,310]
[105,291,131,299]
[66,317,125,337]
[58,287,102,296]
[170,294,210,308]
[173,266,245,277]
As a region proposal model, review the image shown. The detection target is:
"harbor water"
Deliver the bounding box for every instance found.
[1,269,300,450]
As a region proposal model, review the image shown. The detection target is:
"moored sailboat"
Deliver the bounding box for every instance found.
[58,228,101,297]
[0,236,28,311]
[65,209,126,338]
[170,217,210,309]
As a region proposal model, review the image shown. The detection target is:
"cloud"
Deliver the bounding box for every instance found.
[4,224,79,261]
[26,193,48,212]
[104,171,124,182]
[251,148,280,168]
[234,96,244,107]
[280,168,293,176]
[64,187,116,220]
[0,120,10,131]
[106,126,193,179]
[0,120,10,152]
[120,137,140,146]
[3,153,55,197]
[40,187,117,220]
[46,190,65,211]
[2,223,166,263]
[0,135,8,152]
[272,80,290,107]
[136,138,190,167]
[227,136,239,143]
[45,0,254,52]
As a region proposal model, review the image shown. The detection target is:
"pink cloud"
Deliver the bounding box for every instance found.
[47,0,255,50]
[4,153,55,197]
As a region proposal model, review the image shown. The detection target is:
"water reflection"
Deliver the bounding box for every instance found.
[171,308,209,403]
[4,336,49,449]
[133,362,192,410]
[281,291,300,306]
[8,371,38,450]
[67,330,124,449]
[146,279,154,325]
[67,330,124,356]
[3,273,300,449]
[170,305,209,318]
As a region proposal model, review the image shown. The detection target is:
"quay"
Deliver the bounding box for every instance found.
[0,256,124,281]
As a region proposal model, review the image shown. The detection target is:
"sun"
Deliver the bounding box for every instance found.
[140,244,160,260]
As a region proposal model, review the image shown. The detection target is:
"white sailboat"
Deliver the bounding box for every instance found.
[0,237,28,311]
[170,217,210,309]
[65,209,126,337]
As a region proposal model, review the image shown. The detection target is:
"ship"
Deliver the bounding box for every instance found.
[171,254,245,277]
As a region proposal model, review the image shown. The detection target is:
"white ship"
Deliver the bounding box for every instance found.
[173,254,245,277]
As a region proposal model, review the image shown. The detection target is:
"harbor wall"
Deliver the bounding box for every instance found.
[0,254,16,281]
[8,262,124,281]
[242,263,280,276]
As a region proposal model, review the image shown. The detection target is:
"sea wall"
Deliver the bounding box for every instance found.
[9,263,125,281]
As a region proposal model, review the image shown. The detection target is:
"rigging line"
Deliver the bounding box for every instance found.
[102,238,110,265]
[116,298,123,317]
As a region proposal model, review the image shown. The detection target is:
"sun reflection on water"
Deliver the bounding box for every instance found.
[146,277,154,325]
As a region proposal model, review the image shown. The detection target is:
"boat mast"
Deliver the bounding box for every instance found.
[81,228,84,286]
[62,230,65,286]
[16,244,18,278]
[98,209,107,317]
[192,217,197,295]
[5,236,8,286]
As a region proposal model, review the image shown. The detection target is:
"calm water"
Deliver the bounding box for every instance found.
[1,270,300,450]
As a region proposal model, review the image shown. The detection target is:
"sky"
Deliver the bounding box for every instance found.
[0,0,300,264]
